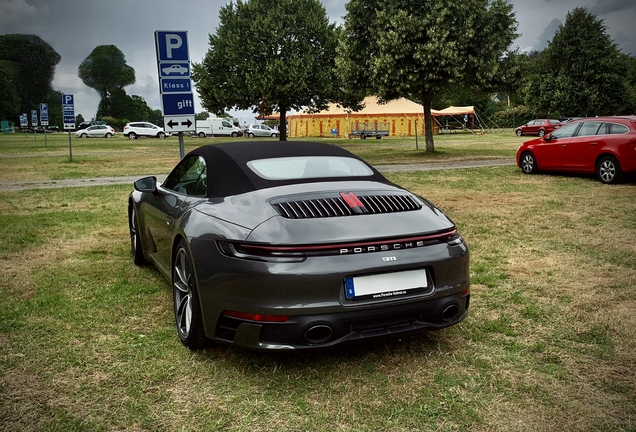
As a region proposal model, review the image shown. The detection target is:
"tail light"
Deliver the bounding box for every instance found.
[222,310,289,322]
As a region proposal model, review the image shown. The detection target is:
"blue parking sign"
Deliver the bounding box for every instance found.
[155,31,189,61]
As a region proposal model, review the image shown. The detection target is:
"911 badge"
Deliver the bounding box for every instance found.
[382,256,397,262]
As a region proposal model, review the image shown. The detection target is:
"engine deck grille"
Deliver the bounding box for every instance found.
[273,193,422,219]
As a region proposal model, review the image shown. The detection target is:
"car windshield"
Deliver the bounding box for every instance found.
[247,156,374,180]
[550,122,579,138]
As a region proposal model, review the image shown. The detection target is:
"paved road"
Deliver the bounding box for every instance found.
[0,158,516,191]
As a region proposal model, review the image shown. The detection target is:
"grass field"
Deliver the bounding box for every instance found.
[0,132,519,182]
[0,133,635,431]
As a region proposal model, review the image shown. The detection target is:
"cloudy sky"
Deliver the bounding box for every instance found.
[1,0,634,123]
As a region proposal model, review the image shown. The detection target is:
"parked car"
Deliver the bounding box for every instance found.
[246,123,279,138]
[516,116,636,184]
[129,141,470,351]
[123,122,169,139]
[194,118,243,137]
[75,124,116,138]
[515,119,562,137]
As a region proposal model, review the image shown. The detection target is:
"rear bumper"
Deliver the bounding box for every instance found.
[214,290,469,351]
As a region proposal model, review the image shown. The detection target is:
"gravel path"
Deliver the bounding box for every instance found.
[0,158,516,191]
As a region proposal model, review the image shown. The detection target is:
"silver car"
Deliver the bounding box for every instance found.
[75,124,116,138]
[247,124,279,138]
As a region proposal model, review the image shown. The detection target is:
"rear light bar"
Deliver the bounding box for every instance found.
[222,310,290,322]
[217,229,460,261]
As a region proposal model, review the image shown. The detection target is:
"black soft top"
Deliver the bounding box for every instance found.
[187,141,388,198]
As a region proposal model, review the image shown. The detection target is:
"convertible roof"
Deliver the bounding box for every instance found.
[188,141,388,198]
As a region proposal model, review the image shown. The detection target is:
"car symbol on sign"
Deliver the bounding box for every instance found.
[162,64,188,75]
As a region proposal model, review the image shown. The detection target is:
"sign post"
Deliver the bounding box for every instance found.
[40,103,49,147]
[20,113,28,137]
[62,94,75,161]
[31,110,38,140]
[155,30,195,159]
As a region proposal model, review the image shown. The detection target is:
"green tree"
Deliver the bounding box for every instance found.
[337,0,517,152]
[75,114,85,128]
[78,45,135,106]
[524,7,630,116]
[0,34,61,115]
[192,0,339,140]
[195,111,209,121]
[0,66,20,120]
[148,109,164,127]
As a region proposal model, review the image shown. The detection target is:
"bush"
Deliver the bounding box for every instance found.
[99,116,129,132]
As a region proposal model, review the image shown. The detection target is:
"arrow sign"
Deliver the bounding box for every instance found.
[167,118,193,129]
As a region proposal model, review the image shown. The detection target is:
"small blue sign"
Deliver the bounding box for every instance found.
[40,103,49,125]
[31,110,38,126]
[162,93,195,116]
[156,31,189,61]
[20,113,28,127]
[62,94,75,130]
[161,78,192,93]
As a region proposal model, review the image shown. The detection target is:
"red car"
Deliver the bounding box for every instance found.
[516,116,636,184]
[515,119,562,137]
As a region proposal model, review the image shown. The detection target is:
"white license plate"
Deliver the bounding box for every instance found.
[344,269,428,300]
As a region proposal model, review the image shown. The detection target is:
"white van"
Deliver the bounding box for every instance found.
[195,118,243,137]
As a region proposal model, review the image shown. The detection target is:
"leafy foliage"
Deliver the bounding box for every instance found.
[0,34,61,122]
[524,7,631,116]
[337,0,517,152]
[192,0,339,140]
[78,45,135,99]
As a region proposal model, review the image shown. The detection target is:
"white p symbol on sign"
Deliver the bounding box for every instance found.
[165,34,183,59]
[63,95,73,104]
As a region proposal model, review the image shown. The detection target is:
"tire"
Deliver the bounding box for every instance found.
[128,132,137,140]
[520,151,538,174]
[361,134,366,140]
[271,133,278,138]
[231,132,238,138]
[157,132,166,139]
[597,155,623,184]
[105,133,112,138]
[129,206,146,266]
[198,132,205,138]
[81,133,88,138]
[248,133,255,138]
[515,129,522,137]
[172,240,208,350]
[538,129,546,137]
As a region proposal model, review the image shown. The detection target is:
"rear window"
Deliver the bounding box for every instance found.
[247,156,374,180]
[608,123,629,134]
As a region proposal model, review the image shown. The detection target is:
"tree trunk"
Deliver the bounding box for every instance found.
[279,104,287,141]
[422,90,435,153]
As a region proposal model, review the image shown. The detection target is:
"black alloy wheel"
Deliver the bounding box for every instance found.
[172,240,208,349]
[129,206,146,265]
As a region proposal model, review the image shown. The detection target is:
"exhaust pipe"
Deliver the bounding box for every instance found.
[304,325,333,344]
[441,303,460,322]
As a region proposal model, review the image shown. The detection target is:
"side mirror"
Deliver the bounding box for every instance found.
[134,176,157,193]
[543,135,553,142]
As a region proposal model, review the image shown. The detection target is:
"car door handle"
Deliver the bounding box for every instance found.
[590,142,598,146]
[560,145,566,148]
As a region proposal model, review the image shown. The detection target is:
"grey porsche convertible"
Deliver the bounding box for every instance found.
[128,141,470,351]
